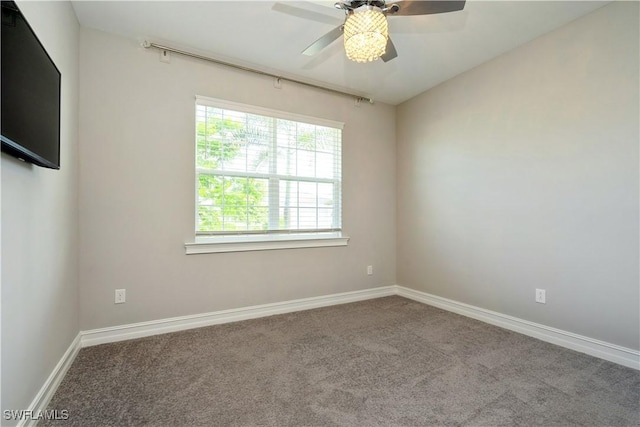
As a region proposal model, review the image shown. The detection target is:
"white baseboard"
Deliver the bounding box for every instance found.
[80,286,396,347]
[396,285,640,370]
[23,283,638,424]
[14,287,393,426]
[18,333,82,427]
[81,284,639,370]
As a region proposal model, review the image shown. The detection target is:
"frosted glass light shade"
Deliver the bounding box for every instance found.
[344,6,388,63]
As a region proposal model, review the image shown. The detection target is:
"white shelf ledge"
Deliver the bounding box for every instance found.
[185,233,349,254]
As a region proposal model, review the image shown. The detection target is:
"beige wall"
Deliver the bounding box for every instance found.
[1,0,80,419]
[78,28,396,330]
[397,1,639,350]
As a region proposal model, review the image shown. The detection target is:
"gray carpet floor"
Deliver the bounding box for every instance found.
[43,296,639,426]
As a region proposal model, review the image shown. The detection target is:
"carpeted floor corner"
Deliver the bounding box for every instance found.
[43,296,640,426]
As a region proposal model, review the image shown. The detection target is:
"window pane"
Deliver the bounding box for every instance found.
[224,110,246,124]
[197,174,224,231]
[196,108,226,169]
[279,180,298,207]
[247,143,269,174]
[198,205,222,232]
[249,178,269,207]
[296,123,316,151]
[299,208,317,229]
[298,181,316,208]
[222,177,247,206]
[245,115,272,175]
[247,114,273,145]
[316,126,339,153]
[222,143,247,172]
[279,206,298,230]
[277,147,296,176]
[297,149,315,178]
[277,120,297,148]
[195,98,341,235]
[316,152,334,179]
[223,214,247,231]
[203,177,269,232]
[318,183,334,207]
[248,207,268,231]
[318,208,334,229]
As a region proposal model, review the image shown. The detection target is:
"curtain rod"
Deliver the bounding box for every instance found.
[142,41,374,104]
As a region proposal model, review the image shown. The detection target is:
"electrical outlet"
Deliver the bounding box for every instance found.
[535,289,546,304]
[367,265,373,275]
[115,289,126,304]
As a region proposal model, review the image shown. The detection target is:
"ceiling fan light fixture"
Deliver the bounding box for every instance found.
[344,5,388,63]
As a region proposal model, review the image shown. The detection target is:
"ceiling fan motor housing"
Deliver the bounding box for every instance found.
[344,5,389,62]
[309,0,466,63]
[341,0,388,11]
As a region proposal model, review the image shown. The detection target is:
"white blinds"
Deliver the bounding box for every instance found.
[195,97,343,235]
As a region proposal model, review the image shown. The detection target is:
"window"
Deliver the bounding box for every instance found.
[191,96,345,252]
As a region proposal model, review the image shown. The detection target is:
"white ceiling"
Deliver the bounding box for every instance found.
[71,1,609,105]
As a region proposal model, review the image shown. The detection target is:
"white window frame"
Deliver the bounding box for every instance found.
[185,96,349,254]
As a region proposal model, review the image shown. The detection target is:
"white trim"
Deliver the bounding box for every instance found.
[18,334,82,427]
[196,168,340,185]
[27,285,640,418]
[80,286,394,347]
[185,234,349,254]
[23,284,637,427]
[396,285,640,370]
[81,284,639,369]
[195,95,345,130]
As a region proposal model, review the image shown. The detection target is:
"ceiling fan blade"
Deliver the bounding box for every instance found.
[389,0,466,16]
[302,41,343,70]
[302,25,344,56]
[381,37,398,62]
[272,2,342,26]
[389,10,468,33]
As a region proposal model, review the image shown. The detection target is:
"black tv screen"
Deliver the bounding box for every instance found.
[1,0,61,169]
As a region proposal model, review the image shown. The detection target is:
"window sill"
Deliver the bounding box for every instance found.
[185,233,349,254]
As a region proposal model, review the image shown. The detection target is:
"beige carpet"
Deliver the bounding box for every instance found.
[43,296,639,426]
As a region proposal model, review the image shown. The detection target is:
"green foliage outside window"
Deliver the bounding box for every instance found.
[195,102,341,235]
[196,110,268,232]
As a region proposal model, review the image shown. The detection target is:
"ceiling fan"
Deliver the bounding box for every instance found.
[299,0,466,63]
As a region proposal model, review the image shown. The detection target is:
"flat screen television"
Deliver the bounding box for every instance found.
[1,0,61,169]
